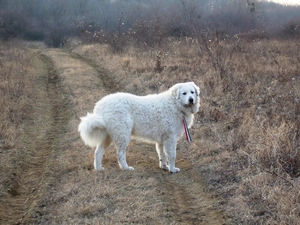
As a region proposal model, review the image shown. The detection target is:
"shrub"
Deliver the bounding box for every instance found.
[0,10,28,40]
[281,19,300,37]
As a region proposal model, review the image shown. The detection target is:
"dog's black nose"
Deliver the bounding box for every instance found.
[189,98,194,104]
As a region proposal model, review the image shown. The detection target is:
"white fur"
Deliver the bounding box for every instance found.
[78,82,200,173]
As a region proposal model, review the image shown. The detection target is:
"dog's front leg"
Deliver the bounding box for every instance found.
[163,139,180,173]
[156,142,168,170]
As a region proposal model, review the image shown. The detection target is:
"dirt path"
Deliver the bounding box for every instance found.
[0,50,71,224]
[159,168,225,224]
[1,47,227,224]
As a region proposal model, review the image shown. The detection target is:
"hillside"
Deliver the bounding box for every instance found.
[0,41,226,224]
[1,37,300,224]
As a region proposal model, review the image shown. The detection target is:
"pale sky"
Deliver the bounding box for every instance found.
[269,0,300,5]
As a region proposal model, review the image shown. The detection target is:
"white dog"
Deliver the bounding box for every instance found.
[78,82,200,173]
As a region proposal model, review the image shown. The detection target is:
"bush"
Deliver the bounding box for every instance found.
[0,10,28,40]
[281,19,300,37]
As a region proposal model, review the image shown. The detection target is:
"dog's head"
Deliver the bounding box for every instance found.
[171,82,200,114]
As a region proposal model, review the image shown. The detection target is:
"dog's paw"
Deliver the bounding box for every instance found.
[128,166,135,171]
[122,166,135,171]
[94,166,105,171]
[160,164,169,171]
[169,167,180,173]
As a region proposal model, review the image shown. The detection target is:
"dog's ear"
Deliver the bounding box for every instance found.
[170,83,181,99]
[191,82,200,96]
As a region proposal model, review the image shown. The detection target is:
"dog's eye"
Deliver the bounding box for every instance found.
[191,91,194,94]
[183,92,187,95]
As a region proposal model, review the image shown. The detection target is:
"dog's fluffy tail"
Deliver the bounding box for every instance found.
[78,113,107,147]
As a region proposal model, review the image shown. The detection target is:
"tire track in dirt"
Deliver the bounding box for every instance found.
[160,169,227,224]
[135,142,227,224]
[68,52,119,93]
[0,50,71,224]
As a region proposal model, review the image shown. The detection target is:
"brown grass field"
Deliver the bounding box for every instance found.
[0,37,300,224]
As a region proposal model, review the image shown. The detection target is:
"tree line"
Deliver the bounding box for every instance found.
[0,0,299,47]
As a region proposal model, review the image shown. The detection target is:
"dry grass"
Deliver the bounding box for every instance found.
[1,36,300,224]
[0,42,32,148]
[0,41,35,198]
[71,37,300,224]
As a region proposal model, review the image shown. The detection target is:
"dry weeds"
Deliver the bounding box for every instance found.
[0,41,35,200]
[71,37,300,224]
[1,36,300,224]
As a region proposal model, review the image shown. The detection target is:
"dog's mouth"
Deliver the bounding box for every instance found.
[184,103,194,108]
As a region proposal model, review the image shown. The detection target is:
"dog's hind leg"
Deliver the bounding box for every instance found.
[94,136,111,171]
[156,142,168,170]
[115,135,134,171]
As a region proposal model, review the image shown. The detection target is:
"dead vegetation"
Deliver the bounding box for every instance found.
[70,37,300,224]
[0,42,35,203]
[0,36,300,224]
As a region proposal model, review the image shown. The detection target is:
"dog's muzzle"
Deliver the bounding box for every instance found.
[184,98,194,108]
